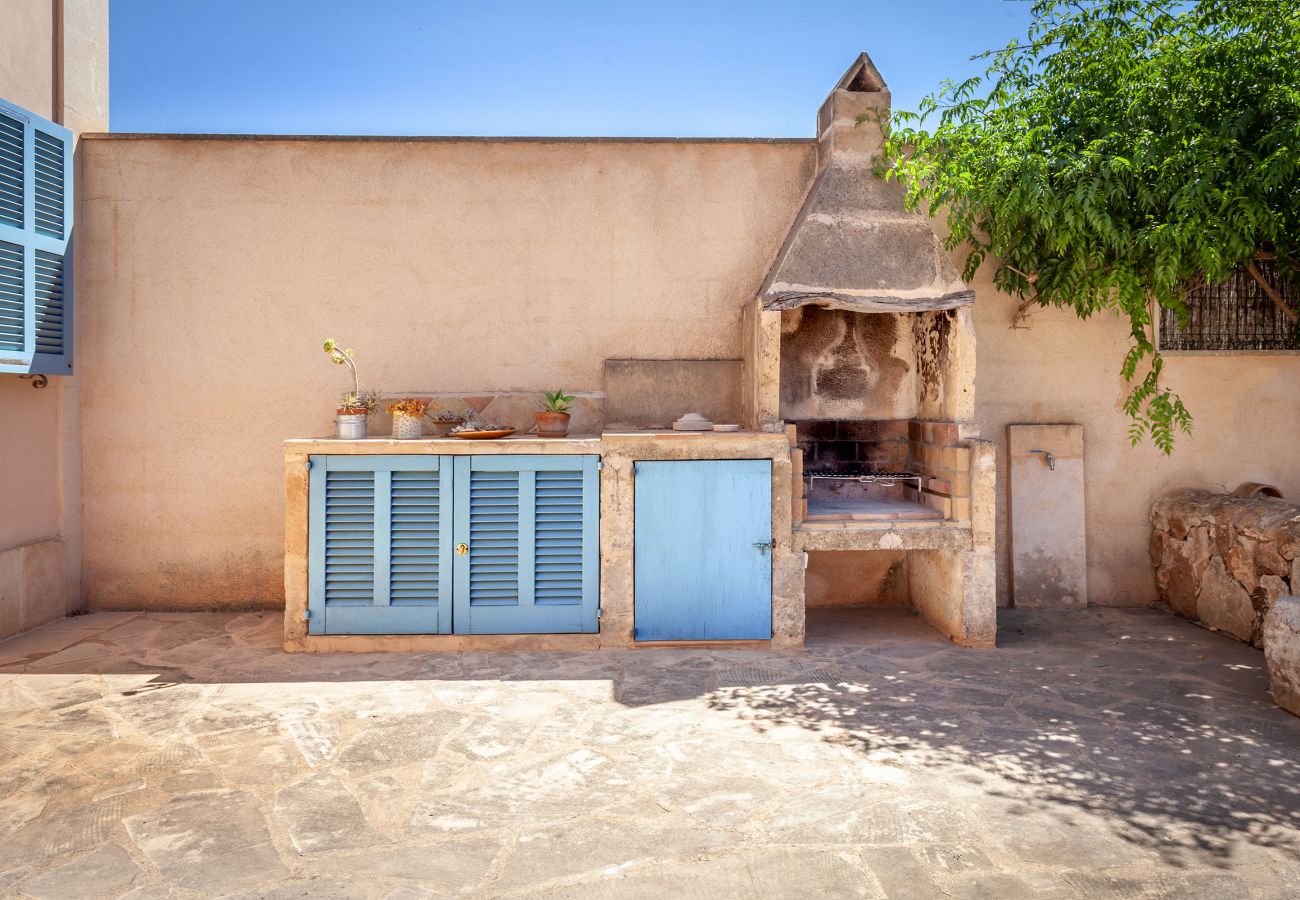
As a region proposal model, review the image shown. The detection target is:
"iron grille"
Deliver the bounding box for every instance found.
[1159,259,1299,352]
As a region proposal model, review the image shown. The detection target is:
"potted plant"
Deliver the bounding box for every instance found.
[323,339,377,439]
[430,409,467,437]
[536,389,574,437]
[388,397,430,439]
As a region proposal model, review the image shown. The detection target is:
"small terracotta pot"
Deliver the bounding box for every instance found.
[535,411,571,437]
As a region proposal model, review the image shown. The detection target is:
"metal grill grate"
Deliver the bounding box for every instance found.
[805,468,922,489]
[1159,259,1299,351]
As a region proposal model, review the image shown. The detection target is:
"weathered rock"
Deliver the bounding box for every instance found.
[1198,556,1256,642]
[1263,596,1300,717]
[1259,575,1290,607]
[1151,490,1300,645]
[1258,542,1291,577]
[1226,539,1259,592]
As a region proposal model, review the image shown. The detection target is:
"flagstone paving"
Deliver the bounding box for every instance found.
[0,606,1297,898]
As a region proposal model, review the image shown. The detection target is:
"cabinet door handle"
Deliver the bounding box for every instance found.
[455,543,469,556]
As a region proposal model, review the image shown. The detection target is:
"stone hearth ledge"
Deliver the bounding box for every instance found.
[282,431,802,652]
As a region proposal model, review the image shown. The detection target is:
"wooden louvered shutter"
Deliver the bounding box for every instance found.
[307,455,451,635]
[452,455,599,634]
[0,99,72,376]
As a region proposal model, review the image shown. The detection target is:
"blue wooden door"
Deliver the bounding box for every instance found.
[452,455,600,634]
[633,459,772,641]
[307,455,452,634]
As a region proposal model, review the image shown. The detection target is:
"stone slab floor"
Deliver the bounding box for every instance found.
[0,607,1297,899]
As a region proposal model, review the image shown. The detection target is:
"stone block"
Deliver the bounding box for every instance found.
[603,359,742,429]
[19,843,140,900]
[1257,541,1290,577]
[1226,539,1259,592]
[1263,596,1300,717]
[1198,555,1256,642]
[1259,575,1289,608]
[0,547,22,640]
[124,789,288,893]
[770,217,944,295]
[1007,424,1085,608]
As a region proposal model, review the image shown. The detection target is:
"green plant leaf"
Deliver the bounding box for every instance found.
[878,0,1299,453]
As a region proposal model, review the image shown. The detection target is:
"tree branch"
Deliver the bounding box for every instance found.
[1245,259,1298,324]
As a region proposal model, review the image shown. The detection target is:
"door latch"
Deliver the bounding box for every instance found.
[753,541,772,554]
[455,543,469,556]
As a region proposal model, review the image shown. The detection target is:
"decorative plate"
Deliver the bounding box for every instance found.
[453,429,517,440]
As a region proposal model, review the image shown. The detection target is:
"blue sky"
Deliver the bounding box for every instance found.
[110,1,1033,137]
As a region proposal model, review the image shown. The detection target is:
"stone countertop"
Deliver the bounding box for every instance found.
[285,429,787,457]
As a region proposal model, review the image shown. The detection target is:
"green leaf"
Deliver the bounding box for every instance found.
[878,0,1300,451]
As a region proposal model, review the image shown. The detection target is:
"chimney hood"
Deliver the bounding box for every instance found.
[760,53,974,314]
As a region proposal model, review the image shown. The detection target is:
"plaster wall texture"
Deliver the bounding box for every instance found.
[0,0,54,119]
[805,550,908,608]
[779,307,916,421]
[69,132,1300,614]
[969,255,1300,607]
[78,136,816,608]
[0,0,107,639]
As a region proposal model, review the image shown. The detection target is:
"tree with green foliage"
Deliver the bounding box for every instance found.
[878,0,1300,452]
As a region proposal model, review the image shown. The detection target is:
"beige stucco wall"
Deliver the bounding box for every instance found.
[77,136,816,607]
[0,0,107,638]
[0,0,54,119]
[971,268,1300,606]
[70,128,1300,614]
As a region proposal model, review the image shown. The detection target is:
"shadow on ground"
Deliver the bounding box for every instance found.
[0,605,1297,897]
[711,609,1300,869]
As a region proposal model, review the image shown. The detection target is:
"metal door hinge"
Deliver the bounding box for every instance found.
[304,460,313,470]
[753,541,772,554]
[301,610,311,620]
[596,607,604,618]
[597,460,605,470]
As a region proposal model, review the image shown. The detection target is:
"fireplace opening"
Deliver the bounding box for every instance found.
[791,418,970,523]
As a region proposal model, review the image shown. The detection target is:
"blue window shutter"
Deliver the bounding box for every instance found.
[453,455,599,634]
[0,99,72,376]
[307,455,450,635]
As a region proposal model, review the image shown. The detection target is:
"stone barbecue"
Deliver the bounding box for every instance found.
[740,54,995,645]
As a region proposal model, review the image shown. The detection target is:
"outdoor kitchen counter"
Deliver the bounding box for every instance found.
[283,429,783,456]
[283,429,804,652]
[283,434,601,455]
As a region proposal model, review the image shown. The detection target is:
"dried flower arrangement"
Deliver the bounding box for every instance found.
[387,398,432,417]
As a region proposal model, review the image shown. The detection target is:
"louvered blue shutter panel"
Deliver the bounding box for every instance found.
[0,99,72,376]
[307,455,451,635]
[452,455,599,634]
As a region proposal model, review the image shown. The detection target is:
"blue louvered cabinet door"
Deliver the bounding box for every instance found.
[633,459,773,641]
[307,455,451,634]
[0,99,72,376]
[452,455,599,634]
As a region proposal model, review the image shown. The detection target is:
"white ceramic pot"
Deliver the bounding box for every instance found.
[392,413,423,439]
